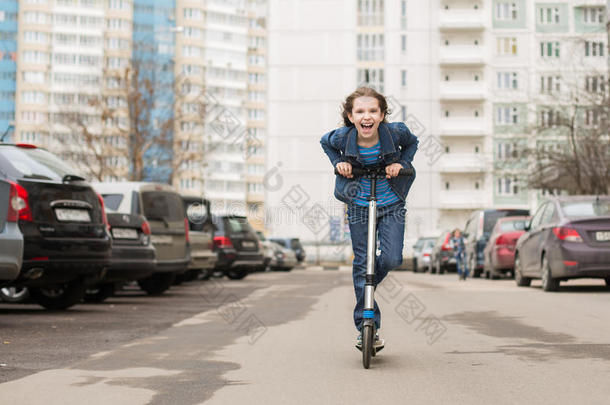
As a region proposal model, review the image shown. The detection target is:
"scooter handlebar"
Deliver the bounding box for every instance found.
[334,166,414,177]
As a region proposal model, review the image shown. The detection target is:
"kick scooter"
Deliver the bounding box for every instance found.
[336,165,413,369]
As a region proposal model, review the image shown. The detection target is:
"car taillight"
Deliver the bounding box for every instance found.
[552,227,583,242]
[423,253,430,257]
[495,235,509,248]
[141,221,151,235]
[214,236,233,249]
[184,218,190,243]
[97,193,109,230]
[441,234,452,251]
[7,181,33,222]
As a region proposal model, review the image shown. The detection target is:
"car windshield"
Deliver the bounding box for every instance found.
[484,210,529,234]
[141,192,184,221]
[226,217,253,233]
[101,194,123,212]
[561,199,610,218]
[0,146,83,181]
[290,239,303,250]
[499,220,527,232]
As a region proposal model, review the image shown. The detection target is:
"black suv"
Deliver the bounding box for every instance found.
[212,215,264,280]
[0,144,112,309]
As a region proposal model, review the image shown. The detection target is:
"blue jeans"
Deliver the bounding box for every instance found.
[456,251,469,277]
[347,201,406,332]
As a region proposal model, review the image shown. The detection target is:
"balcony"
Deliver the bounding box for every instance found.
[439,81,487,101]
[438,153,486,173]
[439,46,485,66]
[439,118,487,136]
[439,9,485,31]
[439,190,486,210]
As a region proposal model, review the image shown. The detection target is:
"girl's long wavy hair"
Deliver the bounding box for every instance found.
[341,87,391,127]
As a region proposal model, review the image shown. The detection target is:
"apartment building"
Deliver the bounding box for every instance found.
[267,0,607,243]
[0,1,17,141]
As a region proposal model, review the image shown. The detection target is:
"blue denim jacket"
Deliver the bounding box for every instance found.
[320,122,418,204]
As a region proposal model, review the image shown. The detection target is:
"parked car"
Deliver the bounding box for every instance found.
[463,209,530,277]
[415,238,436,273]
[182,195,217,280]
[212,215,265,280]
[412,236,437,273]
[482,216,529,279]
[269,242,298,271]
[94,182,190,295]
[269,238,305,263]
[84,212,156,302]
[514,196,610,292]
[0,143,112,309]
[429,231,455,274]
[256,231,275,272]
[0,179,23,284]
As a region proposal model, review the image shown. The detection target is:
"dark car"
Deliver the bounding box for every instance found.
[182,195,217,280]
[463,209,530,277]
[514,196,610,292]
[269,238,306,263]
[212,215,264,280]
[482,216,529,279]
[94,182,190,295]
[84,213,156,302]
[0,143,112,309]
[429,230,455,274]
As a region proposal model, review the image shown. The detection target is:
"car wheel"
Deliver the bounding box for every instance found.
[84,283,116,303]
[514,255,531,287]
[439,262,445,275]
[29,280,87,310]
[197,269,212,281]
[541,255,559,292]
[225,268,248,280]
[605,278,610,287]
[0,286,30,303]
[138,273,176,295]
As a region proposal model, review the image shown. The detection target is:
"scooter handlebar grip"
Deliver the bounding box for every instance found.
[334,167,414,177]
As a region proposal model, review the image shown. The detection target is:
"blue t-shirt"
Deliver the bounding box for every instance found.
[353,142,401,207]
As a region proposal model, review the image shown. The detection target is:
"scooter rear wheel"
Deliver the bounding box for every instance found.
[362,324,373,369]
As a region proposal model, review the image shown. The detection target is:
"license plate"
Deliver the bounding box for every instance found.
[151,235,173,245]
[55,208,91,222]
[242,241,256,248]
[595,231,610,242]
[112,228,138,239]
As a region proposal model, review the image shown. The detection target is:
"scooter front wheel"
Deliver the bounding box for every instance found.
[362,324,374,369]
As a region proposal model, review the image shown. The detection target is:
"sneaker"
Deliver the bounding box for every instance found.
[355,333,363,351]
[374,331,385,351]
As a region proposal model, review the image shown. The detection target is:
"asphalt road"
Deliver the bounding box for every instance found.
[1,268,610,404]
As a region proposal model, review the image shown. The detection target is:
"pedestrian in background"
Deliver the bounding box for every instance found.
[451,228,468,280]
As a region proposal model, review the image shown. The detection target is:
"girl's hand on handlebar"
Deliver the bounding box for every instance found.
[385,163,403,179]
[336,162,353,178]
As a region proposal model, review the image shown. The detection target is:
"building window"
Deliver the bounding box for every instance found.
[585,75,605,93]
[539,7,560,24]
[584,41,604,57]
[540,75,561,94]
[357,33,385,61]
[496,106,518,125]
[445,182,450,190]
[401,70,407,87]
[357,0,385,26]
[497,37,517,55]
[584,109,602,128]
[497,178,519,195]
[496,2,518,20]
[497,141,518,160]
[497,72,518,89]
[401,35,406,53]
[540,109,561,127]
[540,41,560,58]
[582,7,604,24]
[357,68,384,92]
[400,0,407,29]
